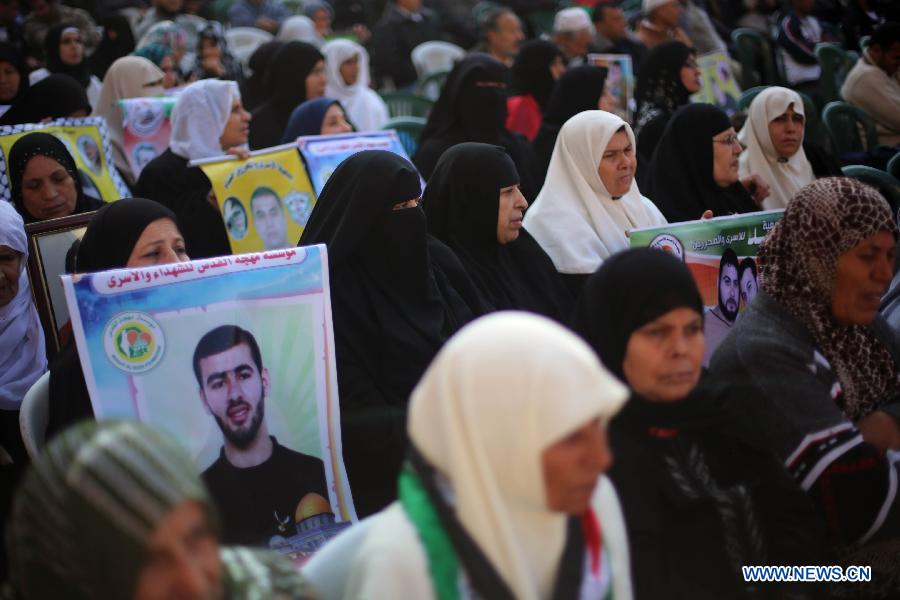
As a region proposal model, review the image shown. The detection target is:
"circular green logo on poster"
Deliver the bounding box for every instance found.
[103,312,165,373]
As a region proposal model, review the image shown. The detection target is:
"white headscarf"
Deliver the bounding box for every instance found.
[738,86,815,210]
[408,312,628,600]
[169,79,239,161]
[92,56,165,185]
[523,110,667,275]
[0,201,46,410]
[277,15,324,47]
[321,39,389,132]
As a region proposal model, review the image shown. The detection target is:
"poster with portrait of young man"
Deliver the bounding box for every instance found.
[630,210,784,365]
[61,245,356,562]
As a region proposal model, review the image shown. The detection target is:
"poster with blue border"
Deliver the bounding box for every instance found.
[296,130,414,196]
[62,245,356,562]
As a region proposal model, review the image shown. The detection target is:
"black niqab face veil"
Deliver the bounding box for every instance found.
[572,248,703,380]
[418,54,509,147]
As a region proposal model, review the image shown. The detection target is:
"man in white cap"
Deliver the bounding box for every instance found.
[553,7,594,66]
[636,0,692,50]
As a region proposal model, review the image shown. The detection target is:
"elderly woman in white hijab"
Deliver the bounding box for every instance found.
[278,15,324,47]
[91,56,166,187]
[321,39,389,132]
[341,312,632,600]
[0,200,46,463]
[737,86,817,210]
[134,79,251,259]
[523,110,667,296]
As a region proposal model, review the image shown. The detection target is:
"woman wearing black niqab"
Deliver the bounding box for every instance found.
[46,199,188,440]
[572,248,826,600]
[423,142,572,321]
[531,64,609,184]
[299,150,484,516]
[249,41,324,149]
[646,103,759,223]
[412,53,540,202]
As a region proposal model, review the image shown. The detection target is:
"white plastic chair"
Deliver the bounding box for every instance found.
[226,27,275,72]
[301,518,374,598]
[411,41,465,77]
[20,371,50,461]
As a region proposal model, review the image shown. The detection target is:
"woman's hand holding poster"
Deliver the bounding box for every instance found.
[194,145,316,254]
[61,245,356,563]
[630,210,784,365]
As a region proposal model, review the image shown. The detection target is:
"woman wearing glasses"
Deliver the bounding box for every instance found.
[646,103,769,223]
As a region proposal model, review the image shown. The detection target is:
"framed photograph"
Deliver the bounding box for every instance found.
[25,211,94,358]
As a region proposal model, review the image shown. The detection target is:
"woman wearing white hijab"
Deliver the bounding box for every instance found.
[91,56,165,186]
[0,200,46,461]
[321,39,389,132]
[343,312,633,600]
[523,110,666,295]
[134,79,251,258]
[738,86,815,210]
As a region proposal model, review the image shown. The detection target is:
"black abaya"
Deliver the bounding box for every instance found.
[423,142,572,321]
[133,148,230,260]
[249,42,323,150]
[531,65,609,185]
[412,53,540,202]
[646,104,759,223]
[298,150,484,516]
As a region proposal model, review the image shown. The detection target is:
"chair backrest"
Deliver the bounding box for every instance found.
[383,116,427,156]
[822,101,879,157]
[20,371,50,461]
[379,92,434,119]
[301,518,375,598]
[411,41,465,77]
[815,43,855,105]
[731,28,779,89]
[415,69,451,101]
[888,153,900,181]
[225,27,274,52]
[842,165,900,215]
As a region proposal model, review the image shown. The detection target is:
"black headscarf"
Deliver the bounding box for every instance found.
[532,65,608,182]
[0,74,91,126]
[76,198,181,272]
[413,54,540,200]
[646,103,758,223]
[0,42,28,105]
[423,142,572,321]
[249,41,323,149]
[633,41,695,164]
[89,15,135,79]
[509,39,563,110]
[572,247,703,380]
[634,41,695,129]
[44,23,92,89]
[240,40,283,113]
[46,198,182,442]
[8,132,102,224]
[299,150,483,516]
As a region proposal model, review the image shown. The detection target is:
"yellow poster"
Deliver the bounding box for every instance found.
[198,145,316,254]
[0,117,130,203]
[691,51,742,116]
